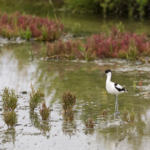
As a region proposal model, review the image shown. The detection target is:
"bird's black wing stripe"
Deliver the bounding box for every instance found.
[114,83,125,92]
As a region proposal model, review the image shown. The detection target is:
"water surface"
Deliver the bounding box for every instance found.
[0,43,150,149]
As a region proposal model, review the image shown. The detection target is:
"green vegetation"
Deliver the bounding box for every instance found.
[0,0,149,19]
[29,84,44,111]
[39,101,50,120]
[61,90,76,114]
[2,87,18,128]
[64,0,149,18]
[122,107,136,122]
[122,107,129,122]
[2,87,18,111]
[3,111,17,128]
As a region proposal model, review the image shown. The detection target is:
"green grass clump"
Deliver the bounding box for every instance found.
[20,27,32,40]
[119,50,128,59]
[128,40,138,61]
[2,87,18,111]
[85,118,95,128]
[62,90,76,113]
[29,84,44,111]
[39,101,50,120]
[3,111,17,128]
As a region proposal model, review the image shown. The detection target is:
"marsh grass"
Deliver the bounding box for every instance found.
[2,87,18,111]
[39,101,50,120]
[29,84,44,111]
[3,111,17,128]
[128,40,138,61]
[85,118,95,128]
[61,90,76,113]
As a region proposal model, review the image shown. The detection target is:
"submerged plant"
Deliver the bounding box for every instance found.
[2,87,18,111]
[39,101,50,120]
[3,111,17,128]
[85,118,95,128]
[29,84,44,111]
[61,90,76,113]
[122,107,129,122]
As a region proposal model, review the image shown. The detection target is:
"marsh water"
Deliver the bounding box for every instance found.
[0,42,150,150]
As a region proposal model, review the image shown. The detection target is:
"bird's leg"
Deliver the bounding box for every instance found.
[114,95,120,115]
[115,96,117,112]
[116,96,120,115]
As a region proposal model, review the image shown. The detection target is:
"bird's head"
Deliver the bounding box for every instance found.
[100,69,112,77]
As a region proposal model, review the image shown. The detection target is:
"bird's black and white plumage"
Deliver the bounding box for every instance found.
[101,69,128,115]
[104,70,128,95]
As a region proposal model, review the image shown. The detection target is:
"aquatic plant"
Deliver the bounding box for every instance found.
[61,90,76,113]
[85,118,95,128]
[2,87,18,111]
[29,84,44,111]
[3,111,17,128]
[39,101,50,120]
[122,107,129,122]
[86,27,150,61]
[46,26,150,61]
[0,11,64,41]
[47,40,84,60]
[130,109,135,122]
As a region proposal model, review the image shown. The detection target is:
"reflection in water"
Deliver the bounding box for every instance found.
[62,110,74,123]
[2,128,16,145]
[84,128,94,135]
[29,112,51,137]
[62,122,76,138]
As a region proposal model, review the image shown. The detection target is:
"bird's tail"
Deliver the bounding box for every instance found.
[125,89,128,93]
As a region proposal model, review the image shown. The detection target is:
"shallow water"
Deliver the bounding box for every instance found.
[0,43,150,149]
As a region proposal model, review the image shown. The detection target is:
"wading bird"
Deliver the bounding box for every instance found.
[100,70,128,115]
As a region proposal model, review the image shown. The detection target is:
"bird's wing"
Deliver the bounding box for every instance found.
[114,83,126,92]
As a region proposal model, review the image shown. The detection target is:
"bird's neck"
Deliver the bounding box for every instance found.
[106,73,112,83]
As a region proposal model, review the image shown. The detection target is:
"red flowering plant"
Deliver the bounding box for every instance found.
[0,11,64,41]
